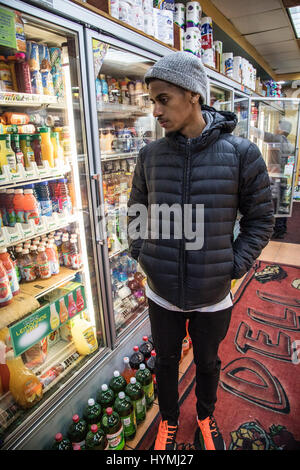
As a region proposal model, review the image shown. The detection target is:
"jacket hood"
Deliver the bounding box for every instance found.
[166,104,238,152]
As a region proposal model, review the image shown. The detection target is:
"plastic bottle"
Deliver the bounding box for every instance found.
[146,349,157,393]
[101,407,125,450]
[50,131,64,167]
[19,135,35,169]
[100,75,109,103]
[5,189,16,227]
[30,134,43,167]
[69,234,81,270]
[0,248,20,296]
[75,287,85,312]
[50,303,60,330]
[109,370,127,396]
[125,377,146,424]
[114,391,137,441]
[67,414,88,450]
[23,187,40,225]
[29,244,39,278]
[2,135,17,173]
[46,242,59,276]
[52,433,72,450]
[54,234,64,266]
[0,56,14,91]
[0,340,10,392]
[59,126,72,164]
[6,350,43,408]
[96,384,115,409]
[135,363,155,410]
[83,398,102,429]
[36,181,52,217]
[37,246,51,279]
[85,424,108,450]
[58,297,68,324]
[129,345,145,370]
[67,292,77,318]
[13,189,25,224]
[0,135,9,173]
[61,233,70,267]
[71,316,98,355]
[57,179,72,214]
[10,134,25,168]
[40,127,54,168]
[8,247,20,284]
[15,246,24,281]
[139,335,153,360]
[20,248,36,282]
[15,53,32,94]
[121,356,136,384]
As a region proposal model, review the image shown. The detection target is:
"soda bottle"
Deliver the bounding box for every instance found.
[67,414,87,450]
[129,345,144,370]
[19,135,35,169]
[0,260,13,307]
[58,297,68,323]
[20,248,36,282]
[69,235,81,270]
[23,187,39,225]
[0,248,20,296]
[39,126,54,168]
[101,407,125,450]
[36,246,51,279]
[61,233,70,267]
[96,383,115,409]
[85,424,109,450]
[114,391,137,441]
[75,287,85,312]
[109,370,127,396]
[5,189,16,227]
[10,134,25,168]
[125,377,146,425]
[121,356,136,384]
[52,433,72,451]
[13,189,25,224]
[30,134,43,167]
[139,336,153,360]
[45,242,59,276]
[135,363,154,410]
[83,398,102,429]
[146,349,157,394]
[36,182,52,217]
[54,234,64,265]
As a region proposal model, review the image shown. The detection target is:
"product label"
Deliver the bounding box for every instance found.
[6,267,19,294]
[134,396,146,421]
[0,273,12,304]
[7,208,16,227]
[71,253,81,270]
[39,261,51,279]
[24,378,42,403]
[7,152,17,171]
[15,210,25,224]
[82,327,97,352]
[63,252,71,267]
[107,425,125,450]
[143,382,154,404]
[23,265,36,282]
[40,200,52,217]
[25,210,39,225]
[121,411,136,437]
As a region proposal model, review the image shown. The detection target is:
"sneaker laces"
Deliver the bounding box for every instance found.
[155,420,177,448]
[209,416,220,438]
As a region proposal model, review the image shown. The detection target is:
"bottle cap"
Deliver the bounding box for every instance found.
[118,392,125,399]
[113,370,120,377]
[133,346,139,352]
[101,384,108,391]
[55,433,63,442]
[38,246,45,252]
[72,414,80,423]
[151,350,156,357]
[14,189,23,194]
[106,407,113,415]
[88,398,95,406]
[130,377,136,384]
[0,248,7,253]
[139,363,145,370]
[30,245,37,251]
[22,249,29,254]
[15,246,23,252]
[91,424,98,433]
[123,356,129,363]
[143,336,148,341]
[24,189,33,194]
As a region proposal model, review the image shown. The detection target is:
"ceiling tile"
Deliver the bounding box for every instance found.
[255,39,299,54]
[245,27,294,45]
[231,10,289,34]
[210,0,282,18]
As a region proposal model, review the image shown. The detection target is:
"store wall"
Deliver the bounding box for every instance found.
[15,317,151,450]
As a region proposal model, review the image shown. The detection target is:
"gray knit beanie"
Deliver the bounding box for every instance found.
[144,51,208,104]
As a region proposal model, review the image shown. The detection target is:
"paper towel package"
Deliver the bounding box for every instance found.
[186,1,201,28]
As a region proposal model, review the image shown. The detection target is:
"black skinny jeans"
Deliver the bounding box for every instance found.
[148,298,233,424]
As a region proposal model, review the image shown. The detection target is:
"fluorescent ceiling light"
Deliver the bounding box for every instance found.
[288,6,300,38]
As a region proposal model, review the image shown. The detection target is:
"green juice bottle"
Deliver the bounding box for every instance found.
[125,377,146,425]
[96,384,115,409]
[101,407,125,450]
[67,414,88,450]
[85,424,109,450]
[109,370,127,396]
[83,398,102,429]
[135,363,155,410]
[114,391,137,441]
[52,433,72,450]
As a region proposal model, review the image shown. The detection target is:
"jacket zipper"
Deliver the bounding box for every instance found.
[180,138,191,309]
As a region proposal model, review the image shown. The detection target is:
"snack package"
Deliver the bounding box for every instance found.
[27,41,40,72]
[14,11,26,53]
[31,70,43,95]
[39,44,51,72]
[23,337,48,369]
[41,70,54,95]
[49,47,62,74]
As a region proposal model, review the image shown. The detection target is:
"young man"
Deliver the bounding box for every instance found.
[127,52,274,450]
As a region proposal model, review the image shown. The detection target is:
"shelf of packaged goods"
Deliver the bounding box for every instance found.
[0,92,65,108]
[97,103,151,118]
[101,151,138,161]
[0,162,71,189]
[0,212,77,249]
[108,244,128,259]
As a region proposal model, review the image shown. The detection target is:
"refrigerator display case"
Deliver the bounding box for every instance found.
[249,98,300,217]
[0,3,107,447]
[233,91,249,139]
[208,81,233,112]
[85,30,162,346]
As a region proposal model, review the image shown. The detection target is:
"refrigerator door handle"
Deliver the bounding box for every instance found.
[91,173,106,245]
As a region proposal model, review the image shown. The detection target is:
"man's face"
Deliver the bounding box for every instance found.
[149,79,197,133]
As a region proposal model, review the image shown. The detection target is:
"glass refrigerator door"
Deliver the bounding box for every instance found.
[85,31,161,344]
[249,98,300,217]
[209,82,233,111]
[0,4,106,447]
[233,92,249,139]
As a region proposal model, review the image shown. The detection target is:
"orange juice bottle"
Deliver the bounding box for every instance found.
[40,127,54,168]
[6,350,43,408]
[23,188,40,225]
[59,297,68,323]
[50,131,64,167]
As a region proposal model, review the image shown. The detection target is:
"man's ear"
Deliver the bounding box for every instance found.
[190,92,201,104]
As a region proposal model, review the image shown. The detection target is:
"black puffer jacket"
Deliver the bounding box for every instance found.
[128,105,274,310]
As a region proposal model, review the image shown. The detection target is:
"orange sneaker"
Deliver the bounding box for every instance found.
[197,416,225,450]
[154,420,178,450]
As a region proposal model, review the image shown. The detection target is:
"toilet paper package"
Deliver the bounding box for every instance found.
[201,48,214,67]
[213,40,222,72]
[143,0,153,14]
[186,1,201,28]
[184,27,201,57]
[223,52,233,78]
[174,3,185,28]
[233,56,242,83]
[153,8,173,45]
[144,11,154,35]
[110,0,119,18]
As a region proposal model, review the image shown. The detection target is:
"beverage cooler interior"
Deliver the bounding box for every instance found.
[209,83,232,112]
[0,6,105,446]
[249,99,300,217]
[90,39,159,339]
[233,92,249,139]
